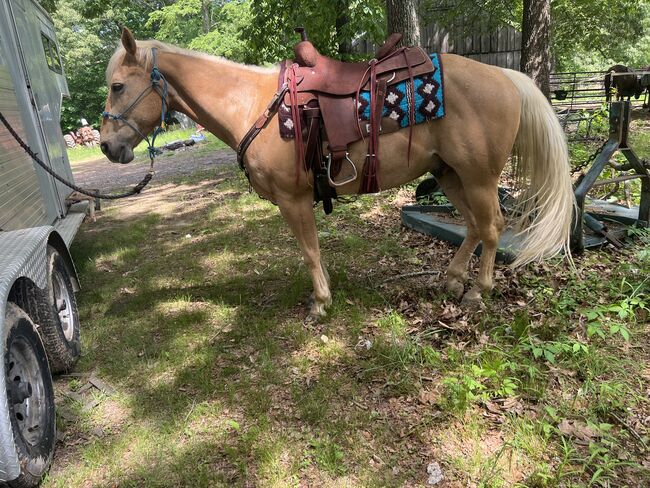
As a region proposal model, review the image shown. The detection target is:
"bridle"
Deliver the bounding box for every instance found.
[101,47,169,163]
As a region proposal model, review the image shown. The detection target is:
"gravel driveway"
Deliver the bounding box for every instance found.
[72,146,237,191]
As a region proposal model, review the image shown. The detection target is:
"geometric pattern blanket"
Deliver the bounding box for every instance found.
[278,53,445,139]
[357,53,445,126]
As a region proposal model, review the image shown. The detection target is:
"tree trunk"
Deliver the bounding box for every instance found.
[520,0,551,100]
[386,0,421,47]
[201,0,210,34]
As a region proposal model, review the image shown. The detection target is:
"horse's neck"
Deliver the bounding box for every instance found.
[158,52,278,149]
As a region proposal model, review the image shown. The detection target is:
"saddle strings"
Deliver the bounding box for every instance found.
[288,63,306,184]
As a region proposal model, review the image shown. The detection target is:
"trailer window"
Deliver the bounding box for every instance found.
[50,42,62,73]
[40,33,62,74]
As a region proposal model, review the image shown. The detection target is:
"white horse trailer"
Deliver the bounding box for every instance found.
[1,0,85,484]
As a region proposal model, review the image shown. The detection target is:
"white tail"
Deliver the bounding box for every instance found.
[501,69,575,267]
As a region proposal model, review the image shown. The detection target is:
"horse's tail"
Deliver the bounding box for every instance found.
[501,69,575,267]
[604,71,612,102]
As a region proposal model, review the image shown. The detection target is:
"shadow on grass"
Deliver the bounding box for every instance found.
[57,166,434,486]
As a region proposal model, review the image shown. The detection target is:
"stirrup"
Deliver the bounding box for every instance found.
[327,152,358,187]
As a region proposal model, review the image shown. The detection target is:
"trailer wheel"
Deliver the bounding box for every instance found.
[13,247,81,373]
[4,303,55,488]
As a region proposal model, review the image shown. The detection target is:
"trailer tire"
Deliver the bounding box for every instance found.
[13,247,81,374]
[3,303,56,488]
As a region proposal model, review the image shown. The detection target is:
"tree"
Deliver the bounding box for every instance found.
[386,0,421,46]
[247,0,385,62]
[52,0,157,131]
[422,0,647,71]
[520,0,551,98]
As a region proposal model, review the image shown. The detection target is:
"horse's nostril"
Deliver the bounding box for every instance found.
[100,142,109,155]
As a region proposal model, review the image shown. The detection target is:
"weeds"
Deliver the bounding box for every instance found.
[47,159,650,487]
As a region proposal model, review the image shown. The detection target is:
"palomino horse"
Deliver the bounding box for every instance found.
[100,28,574,322]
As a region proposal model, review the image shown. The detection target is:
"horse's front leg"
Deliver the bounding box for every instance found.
[277,192,332,323]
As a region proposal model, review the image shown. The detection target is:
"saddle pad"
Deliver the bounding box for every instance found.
[358,54,445,127]
[278,53,445,139]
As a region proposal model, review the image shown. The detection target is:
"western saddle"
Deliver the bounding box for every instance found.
[237,28,434,213]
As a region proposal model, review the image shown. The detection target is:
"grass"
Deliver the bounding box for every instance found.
[66,126,228,164]
[45,147,650,486]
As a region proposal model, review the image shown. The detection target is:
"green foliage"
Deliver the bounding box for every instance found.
[423,0,648,71]
[38,0,57,13]
[53,0,156,131]
[307,437,346,475]
[188,2,255,63]
[146,0,207,45]
[146,0,255,63]
[553,0,646,69]
[246,0,386,62]
[582,278,647,341]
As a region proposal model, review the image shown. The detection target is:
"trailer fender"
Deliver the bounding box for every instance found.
[47,231,80,292]
[0,226,56,481]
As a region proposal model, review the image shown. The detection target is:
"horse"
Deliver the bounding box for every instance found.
[604,64,642,102]
[100,28,574,323]
[640,66,650,109]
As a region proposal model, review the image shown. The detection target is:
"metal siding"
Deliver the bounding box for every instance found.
[8,0,71,212]
[0,62,48,231]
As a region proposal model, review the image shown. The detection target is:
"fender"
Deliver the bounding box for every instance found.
[0,225,76,481]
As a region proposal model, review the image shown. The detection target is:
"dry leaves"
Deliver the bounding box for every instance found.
[482,397,525,423]
[418,388,438,406]
[558,419,601,445]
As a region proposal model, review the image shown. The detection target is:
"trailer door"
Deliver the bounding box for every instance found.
[5,0,72,217]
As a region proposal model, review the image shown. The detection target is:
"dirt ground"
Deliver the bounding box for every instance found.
[71,146,237,191]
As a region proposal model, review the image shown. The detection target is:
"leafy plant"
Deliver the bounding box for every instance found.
[309,437,346,475]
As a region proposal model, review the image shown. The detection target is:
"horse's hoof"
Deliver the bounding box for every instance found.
[446,278,465,300]
[303,312,323,326]
[461,287,485,311]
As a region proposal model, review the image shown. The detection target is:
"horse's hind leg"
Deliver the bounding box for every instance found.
[277,193,332,322]
[437,168,480,299]
[460,178,505,307]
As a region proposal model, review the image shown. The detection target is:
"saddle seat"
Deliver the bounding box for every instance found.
[289,33,433,96]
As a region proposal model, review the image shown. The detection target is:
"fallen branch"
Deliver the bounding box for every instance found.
[611,412,648,450]
[381,270,441,284]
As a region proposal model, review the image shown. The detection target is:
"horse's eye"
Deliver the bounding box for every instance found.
[111,83,124,93]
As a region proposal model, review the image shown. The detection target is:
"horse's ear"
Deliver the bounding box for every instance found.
[121,27,137,57]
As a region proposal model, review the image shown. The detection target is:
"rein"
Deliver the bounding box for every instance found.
[236,82,288,180]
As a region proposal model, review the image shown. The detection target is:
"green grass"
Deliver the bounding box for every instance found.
[45,158,650,486]
[66,126,228,164]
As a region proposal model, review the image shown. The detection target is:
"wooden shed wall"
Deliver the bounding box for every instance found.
[421,20,522,70]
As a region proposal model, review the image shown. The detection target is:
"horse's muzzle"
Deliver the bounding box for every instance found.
[100,140,134,164]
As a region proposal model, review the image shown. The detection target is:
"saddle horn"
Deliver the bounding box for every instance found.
[295,27,308,41]
[294,27,318,67]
